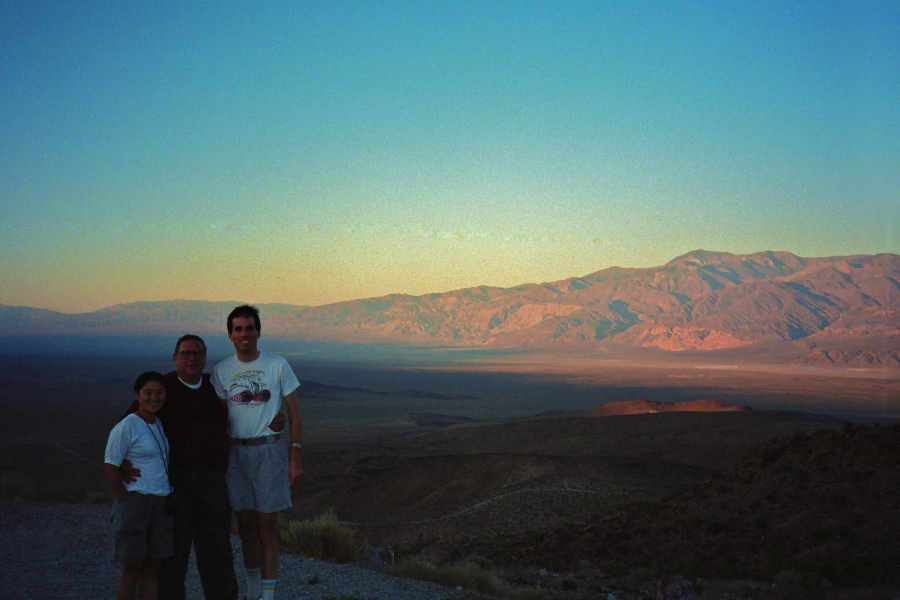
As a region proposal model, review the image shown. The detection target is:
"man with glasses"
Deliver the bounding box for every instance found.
[156,334,238,600]
[123,334,283,600]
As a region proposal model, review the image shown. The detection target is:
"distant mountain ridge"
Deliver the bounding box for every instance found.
[3,250,898,366]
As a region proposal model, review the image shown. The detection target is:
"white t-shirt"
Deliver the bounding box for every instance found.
[212,352,300,439]
[104,413,171,496]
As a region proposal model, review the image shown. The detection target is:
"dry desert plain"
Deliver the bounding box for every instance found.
[435,348,900,422]
[2,345,899,596]
[1,344,896,502]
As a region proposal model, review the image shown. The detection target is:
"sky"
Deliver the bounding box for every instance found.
[1,1,898,314]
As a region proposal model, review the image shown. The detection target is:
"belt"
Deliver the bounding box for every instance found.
[231,433,281,446]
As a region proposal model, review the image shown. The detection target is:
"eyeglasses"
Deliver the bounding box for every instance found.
[176,350,206,358]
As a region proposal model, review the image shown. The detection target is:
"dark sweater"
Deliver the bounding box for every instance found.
[157,371,231,470]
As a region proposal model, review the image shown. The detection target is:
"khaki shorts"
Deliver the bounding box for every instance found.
[111,491,174,563]
[226,440,292,513]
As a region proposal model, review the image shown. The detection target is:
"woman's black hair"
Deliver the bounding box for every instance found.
[119,371,166,421]
[133,371,165,393]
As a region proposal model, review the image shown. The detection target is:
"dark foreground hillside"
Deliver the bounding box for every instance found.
[4,399,897,599]
[289,410,839,552]
[497,422,900,595]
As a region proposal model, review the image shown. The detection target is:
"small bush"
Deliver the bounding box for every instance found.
[387,556,548,600]
[626,566,656,583]
[466,555,495,570]
[774,568,836,597]
[0,471,36,499]
[85,491,114,504]
[505,587,550,600]
[390,556,499,593]
[279,509,357,563]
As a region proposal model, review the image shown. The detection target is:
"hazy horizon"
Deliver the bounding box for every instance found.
[4,247,897,316]
[2,2,897,313]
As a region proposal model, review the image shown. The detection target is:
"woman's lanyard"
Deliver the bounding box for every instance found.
[145,419,173,494]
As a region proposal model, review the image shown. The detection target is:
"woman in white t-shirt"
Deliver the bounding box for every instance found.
[104,371,174,600]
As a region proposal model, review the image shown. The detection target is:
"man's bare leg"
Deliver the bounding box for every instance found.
[237,510,280,598]
[256,511,280,579]
[236,510,263,599]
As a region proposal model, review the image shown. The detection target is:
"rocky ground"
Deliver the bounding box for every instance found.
[0,499,457,600]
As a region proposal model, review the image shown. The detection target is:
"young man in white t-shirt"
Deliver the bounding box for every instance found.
[211,305,303,600]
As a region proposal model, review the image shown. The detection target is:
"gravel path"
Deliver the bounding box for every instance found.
[0,499,459,600]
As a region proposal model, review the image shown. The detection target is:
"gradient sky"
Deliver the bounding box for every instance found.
[2,1,898,313]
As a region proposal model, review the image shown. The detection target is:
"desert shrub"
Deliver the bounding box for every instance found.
[389,557,502,593]
[697,578,782,600]
[626,566,655,583]
[774,568,836,597]
[504,587,550,600]
[466,554,495,570]
[0,471,36,499]
[85,491,114,504]
[387,556,548,599]
[279,509,357,563]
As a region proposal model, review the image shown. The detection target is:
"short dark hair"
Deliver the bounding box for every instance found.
[174,334,207,355]
[133,371,165,393]
[227,304,261,334]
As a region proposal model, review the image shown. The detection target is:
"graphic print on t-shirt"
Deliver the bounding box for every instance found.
[227,370,272,404]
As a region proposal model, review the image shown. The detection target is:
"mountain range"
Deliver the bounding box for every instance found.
[3,250,898,366]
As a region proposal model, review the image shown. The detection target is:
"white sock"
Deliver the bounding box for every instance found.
[262,578,276,600]
[246,567,262,599]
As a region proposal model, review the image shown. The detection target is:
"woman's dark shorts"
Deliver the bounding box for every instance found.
[110,491,174,563]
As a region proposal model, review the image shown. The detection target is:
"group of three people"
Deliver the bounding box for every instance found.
[103,304,303,600]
